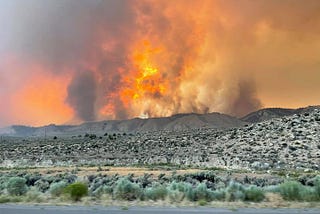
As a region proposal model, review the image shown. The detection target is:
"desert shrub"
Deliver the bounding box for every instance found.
[49,181,67,197]
[91,185,113,198]
[193,183,214,201]
[64,182,88,201]
[182,171,216,183]
[168,189,185,202]
[0,195,22,203]
[0,176,8,194]
[279,181,303,201]
[23,173,41,186]
[34,179,50,193]
[211,189,226,201]
[6,177,28,196]
[0,195,11,203]
[113,178,142,201]
[225,181,245,201]
[244,186,265,202]
[293,176,320,202]
[24,187,44,203]
[144,184,167,201]
[167,181,192,202]
[198,199,208,206]
[313,176,320,200]
[168,181,191,193]
[300,186,318,202]
[263,185,280,193]
[215,181,226,190]
[62,174,77,183]
[136,174,152,188]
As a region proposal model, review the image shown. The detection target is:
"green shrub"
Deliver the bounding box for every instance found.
[34,179,50,193]
[225,181,245,201]
[300,186,318,202]
[144,184,167,201]
[194,183,214,201]
[168,181,191,192]
[0,196,11,203]
[6,177,28,196]
[91,185,113,198]
[313,176,320,200]
[113,178,142,201]
[49,181,67,197]
[0,176,8,193]
[64,182,88,201]
[198,199,207,206]
[215,181,226,190]
[168,189,185,202]
[167,181,192,202]
[0,195,22,203]
[263,185,280,193]
[244,186,265,202]
[279,181,303,201]
[211,189,226,201]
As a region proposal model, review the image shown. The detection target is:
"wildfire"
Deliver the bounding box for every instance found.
[2,0,317,127]
[120,40,168,109]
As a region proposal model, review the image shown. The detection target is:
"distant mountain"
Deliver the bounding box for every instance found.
[241,105,320,123]
[3,105,319,137]
[2,112,245,137]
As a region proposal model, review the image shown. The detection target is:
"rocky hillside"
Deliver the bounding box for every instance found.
[216,108,320,170]
[2,112,245,137]
[1,108,319,170]
[241,105,320,123]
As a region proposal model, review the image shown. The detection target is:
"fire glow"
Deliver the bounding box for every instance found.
[1,0,320,126]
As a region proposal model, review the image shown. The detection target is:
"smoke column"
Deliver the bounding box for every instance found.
[1,0,320,126]
[67,70,97,121]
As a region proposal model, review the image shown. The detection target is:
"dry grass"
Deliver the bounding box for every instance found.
[264,193,287,207]
[5,192,320,209]
[0,166,206,178]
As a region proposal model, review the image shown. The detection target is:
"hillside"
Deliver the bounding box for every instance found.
[1,107,319,170]
[241,105,320,123]
[1,112,245,137]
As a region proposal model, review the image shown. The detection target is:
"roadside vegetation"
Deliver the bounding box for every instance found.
[0,170,320,206]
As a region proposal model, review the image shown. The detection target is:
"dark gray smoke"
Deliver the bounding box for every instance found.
[67,71,97,121]
[229,80,262,117]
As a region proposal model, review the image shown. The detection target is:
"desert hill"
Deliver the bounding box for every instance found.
[1,105,320,137]
[241,105,320,123]
[1,107,320,170]
[1,112,246,137]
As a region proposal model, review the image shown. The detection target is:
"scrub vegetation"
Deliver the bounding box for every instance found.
[0,169,319,206]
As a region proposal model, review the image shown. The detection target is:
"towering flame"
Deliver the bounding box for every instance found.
[1,0,320,126]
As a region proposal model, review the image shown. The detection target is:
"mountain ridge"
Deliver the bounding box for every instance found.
[1,105,319,137]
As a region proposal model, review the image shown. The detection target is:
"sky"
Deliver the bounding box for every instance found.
[0,0,320,127]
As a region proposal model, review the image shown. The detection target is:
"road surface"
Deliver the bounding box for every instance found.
[0,205,319,214]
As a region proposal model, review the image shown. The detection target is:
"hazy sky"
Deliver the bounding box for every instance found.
[0,0,320,127]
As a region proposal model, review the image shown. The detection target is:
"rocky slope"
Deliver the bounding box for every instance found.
[2,112,245,137]
[241,105,320,123]
[1,108,319,170]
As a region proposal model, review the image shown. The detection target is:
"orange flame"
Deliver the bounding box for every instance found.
[120,40,168,112]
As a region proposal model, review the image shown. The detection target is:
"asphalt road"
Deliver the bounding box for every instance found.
[0,205,320,214]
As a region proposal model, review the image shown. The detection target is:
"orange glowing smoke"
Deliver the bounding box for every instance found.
[13,74,73,126]
[107,1,211,119]
[1,57,73,126]
[120,40,167,108]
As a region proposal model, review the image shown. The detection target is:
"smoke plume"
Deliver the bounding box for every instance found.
[67,71,97,121]
[1,0,320,126]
